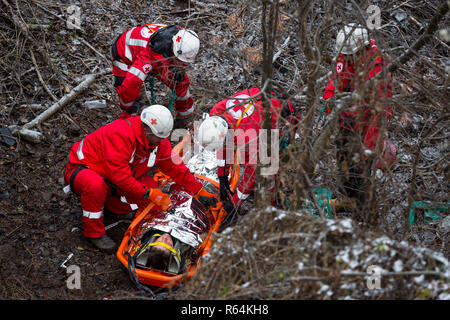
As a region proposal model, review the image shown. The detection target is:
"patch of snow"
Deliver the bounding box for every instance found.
[393,260,403,272]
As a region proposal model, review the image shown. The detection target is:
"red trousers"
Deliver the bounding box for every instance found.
[64,164,159,238]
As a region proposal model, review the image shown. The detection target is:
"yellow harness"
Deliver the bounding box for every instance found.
[141,233,181,263]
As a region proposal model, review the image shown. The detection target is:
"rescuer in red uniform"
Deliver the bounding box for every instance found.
[321,23,396,213]
[197,88,297,227]
[64,105,216,252]
[110,23,199,127]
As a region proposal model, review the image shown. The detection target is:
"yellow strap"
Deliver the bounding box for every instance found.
[195,187,204,197]
[144,241,181,263]
[235,100,254,129]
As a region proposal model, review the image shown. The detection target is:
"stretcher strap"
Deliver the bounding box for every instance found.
[148,77,177,111]
[125,252,156,298]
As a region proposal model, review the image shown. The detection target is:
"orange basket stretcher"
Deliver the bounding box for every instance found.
[116,134,239,289]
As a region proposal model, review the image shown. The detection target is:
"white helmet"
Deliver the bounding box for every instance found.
[197,116,229,151]
[141,105,174,138]
[335,23,370,55]
[172,29,200,63]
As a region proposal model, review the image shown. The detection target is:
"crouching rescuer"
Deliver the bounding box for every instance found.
[196,88,298,228]
[64,105,217,253]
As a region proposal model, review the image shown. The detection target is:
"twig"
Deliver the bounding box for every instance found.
[272,35,290,63]
[407,113,450,226]
[340,270,448,278]
[61,113,89,134]
[29,50,58,102]
[388,0,449,73]
[2,0,28,34]
[5,224,22,237]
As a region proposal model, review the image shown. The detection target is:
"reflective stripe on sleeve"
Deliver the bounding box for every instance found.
[176,89,191,101]
[124,27,136,61]
[119,97,134,107]
[128,66,147,82]
[147,147,158,167]
[129,147,136,163]
[113,60,130,72]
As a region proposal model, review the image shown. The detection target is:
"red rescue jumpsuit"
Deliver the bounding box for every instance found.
[64,116,203,238]
[111,24,194,119]
[209,88,295,207]
[322,39,393,202]
[322,38,393,150]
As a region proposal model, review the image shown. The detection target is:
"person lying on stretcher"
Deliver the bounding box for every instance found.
[130,185,215,275]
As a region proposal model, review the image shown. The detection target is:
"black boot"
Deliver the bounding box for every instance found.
[88,234,116,254]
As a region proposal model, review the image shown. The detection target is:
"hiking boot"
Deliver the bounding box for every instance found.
[89,234,116,254]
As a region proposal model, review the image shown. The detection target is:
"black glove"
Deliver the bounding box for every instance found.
[223,199,236,215]
[218,199,239,231]
[171,67,186,83]
[123,97,145,114]
[218,176,233,203]
[198,196,218,209]
[173,114,194,130]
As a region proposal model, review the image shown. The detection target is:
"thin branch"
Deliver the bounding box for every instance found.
[388,0,449,73]
[29,50,58,102]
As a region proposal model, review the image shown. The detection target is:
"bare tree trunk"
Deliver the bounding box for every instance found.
[292,0,324,211]
[255,0,279,208]
[8,69,111,143]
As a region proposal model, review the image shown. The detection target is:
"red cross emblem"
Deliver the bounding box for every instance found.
[176,36,182,43]
[151,118,157,125]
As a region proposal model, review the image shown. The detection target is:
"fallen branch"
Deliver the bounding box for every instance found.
[190,0,228,10]
[8,69,111,143]
[272,35,290,63]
